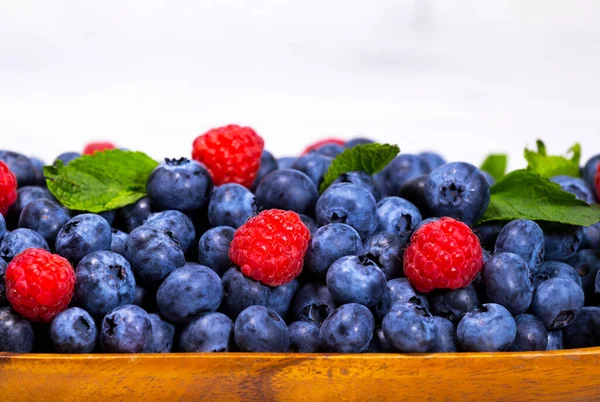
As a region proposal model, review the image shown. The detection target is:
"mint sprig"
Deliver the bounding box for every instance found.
[524,140,581,178]
[43,149,158,213]
[480,154,507,182]
[320,143,399,192]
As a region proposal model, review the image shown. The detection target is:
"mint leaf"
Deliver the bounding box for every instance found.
[524,140,581,178]
[480,154,507,181]
[44,149,158,213]
[320,143,400,192]
[479,169,600,226]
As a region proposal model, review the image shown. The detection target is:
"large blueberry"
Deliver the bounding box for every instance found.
[363,232,404,280]
[582,154,600,191]
[319,303,374,353]
[332,171,381,200]
[221,267,270,317]
[252,150,278,190]
[291,283,337,325]
[54,152,81,166]
[567,250,600,299]
[234,306,289,352]
[49,307,97,353]
[180,312,234,352]
[146,158,213,212]
[509,314,548,352]
[326,255,386,307]
[69,209,116,226]
[430,316,458,353]
[481,253,533,315]
[267,279,299,318]
[551,175,597,204]
[473,221,505,251]
[494,219,545,272]
[144,313,175,353]
[0,228,49,260]
[291,151,333,187]
[255,169,319,215]
[8,186,53,226]
[581,222,600,251]
[540,223,583,262]
[429,284,480,324]
[304,223,362,278]
[277,157,296,170]
[0,214,5,240]
[30,157,46,187]
[562,306,600,349]
[373,278,429,321]
[397,175,430,217]
[100,305,152,353]
[531,278,584,329]
[110,228,128,257]
[298,214,318,235]
[419,151,446,171]
[121,197,154,232]
[0,150,36,187]
[208,184,257,229]
[144,210,196,252]
[315,143,344,157]
[457,303,516,352]
[18,199,70,245]
[0,307,34,352]
[316,183,377,238]
[345,137,373,148]
[75,251,136,317]
[532,261,581,289]
[55,213,111,264]
[378,154,431,196]
[382,304,437,353]
[288,321,320,353]
[375,197,422,243]
[198,226,234,276]
[424,162,490,226]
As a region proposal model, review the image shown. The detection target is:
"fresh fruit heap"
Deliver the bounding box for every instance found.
[0,129,600,355]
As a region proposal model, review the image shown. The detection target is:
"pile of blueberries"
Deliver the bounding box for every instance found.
[0,141,599,354]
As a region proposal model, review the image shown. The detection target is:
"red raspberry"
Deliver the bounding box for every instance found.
[302,138,345,155]
[229,209,310,286]
[404,217,484,293]
[0,161,18,216]
[192,124,264,188]
[5,248,76,322]
[596,164,600,199]
[83,141,116,155]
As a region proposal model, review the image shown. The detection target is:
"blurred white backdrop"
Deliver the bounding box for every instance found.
[1,0,599,170]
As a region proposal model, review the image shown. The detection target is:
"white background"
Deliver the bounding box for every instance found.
[1,0,599,170]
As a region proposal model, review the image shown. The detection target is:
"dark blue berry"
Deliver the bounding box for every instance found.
[532,261,581,289]
[18,199,69,244]
[581,222,600,250]
[198,226,234,276]
[110,228,128,257]
[375,197,422,244]
[305,223,362,278]
[121,196,154,232]
[291,283,337,325]
[0,214,5,240]
[546,330,564,350]
[430,316,458,353]
[582,154,600,191]
[208,184,257,229]
[8,186,53,226]
[326,255,386,307]
[457,303,516,352]
[100,305,152,353]
[397,175,430,217]
[70,209,116,226]
[234,306,289,352]
[332,171,381,200]
[55,213,111,264]
[540,223,583,262]
[291,151,333,187]
[473,221,505,251]
[378,154,431,196]
[319,303,374,353]
[145,210,196,252]
[146,158,213,212]
[414,217,440,232]
[298,214,318,235]
[363,232,404,280]
[366,327,395,353]
[30,157,46,187]
[132,284,147,308]
[0,307,34,352]
[54,152,81,166]
[482,253,533,315]
[277,157,296,170]
[374,278,429,321]
[288,321,320,353]
[0,150,36,187]
[562,306,600,349]
[144,313,175,353]
[345,137,373,148]
[221,267,270,317]
[382,304,437,353]
[252,150,278,190]
[255,169,319,216]
[494,219,544,272]
[567,250,600,299]
[509,314,548,351]
[424,162,490,226]
[429,284,480,324]
[419,152,446,171]
[0,259,7,306]
[0,228,49,260]
[180,312,234,352]
[531,278,584,329]
[267,279,299,318]
[551,175,597,204]
[315,143,344,157]
[49,307,97,353]
[75,251,136,317]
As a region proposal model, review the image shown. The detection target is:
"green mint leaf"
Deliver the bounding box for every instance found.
[43,149,158,213]
[524,140,581,178]
[479,169,600,226]
[480,154,508,181]
[320,143,400,193]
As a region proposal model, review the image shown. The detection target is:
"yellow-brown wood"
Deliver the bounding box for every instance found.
[1,349,600,401]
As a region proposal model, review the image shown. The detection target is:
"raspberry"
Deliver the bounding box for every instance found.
[302,138,345,155]
[192,124,264,188]
[0,161,17,216]
[83,141,116,155]
[5,248,76,322]
[229,209,310,286]
[403,217,484,293]
[596,164,600,199]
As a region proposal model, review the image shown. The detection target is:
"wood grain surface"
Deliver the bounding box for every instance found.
[1,349,600,401]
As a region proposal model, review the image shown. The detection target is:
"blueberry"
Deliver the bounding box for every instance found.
[288,321,320,353]
[29,156,45,185]
[562,306,600,349]
[291,151,333,187]
[0,214,5,240]
[298,214,318,235]
[0,150,36,187]
[110,228,128,257]
[121,197,154,232]
[345,137,373,148]
[540,223,583,262]
[419,151,446,171]
[55,213,112,264]
[551,175,597,204]
[363,232,404,280]
[332,171,381,201]
[494,219,544,273]
[8,186,53,225]
[382,304,437,352]
[125,226,185,284]
[429,284,480,324]
[532,261,582,289]
[509,314,548,352]
[277,157,296,170]
[583,154,600,191]
[208,184,257,229]
[397,175,430,217]
[319,303,374,353]
[180,312,234,352]
[378,154,431,196]
[145,210,196,252]
[198,226,234,277]
[326,255,386,307]
[567,250,600,299]
[234,306,289,352]
[531,278,584,329]
[316,183,377,238]
[482,253,533,315]
[366,327,395,353]
[546,330,564,350]
[49,307,97,353]
[481,171,496,186]
[581,222,600,250]
[144,313,175,353]
[375,197,422,243]
[70,209,116,226]
[54,152,81,166]
[0,259,7,306]
[430,316,458,353]
[146,158,213,212]
[267,279,300,318]
[315,143,344,157]
[0,307,34,352]
[255,169,319,216]
[424,162,490,226]
[75,251,136,317]
[305,223,362,278]
[132,284,147,308]
[18,199,70,245]
[373,278,429,321]
[252,150,278,190]
[457,303,516,352]
[291,283,337,325]
[157,263,223,324]
[221,267,270,317]
[473,221,505,251]
[0,228,49,260]
[100,305,152,353]
[414,217,441,232]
